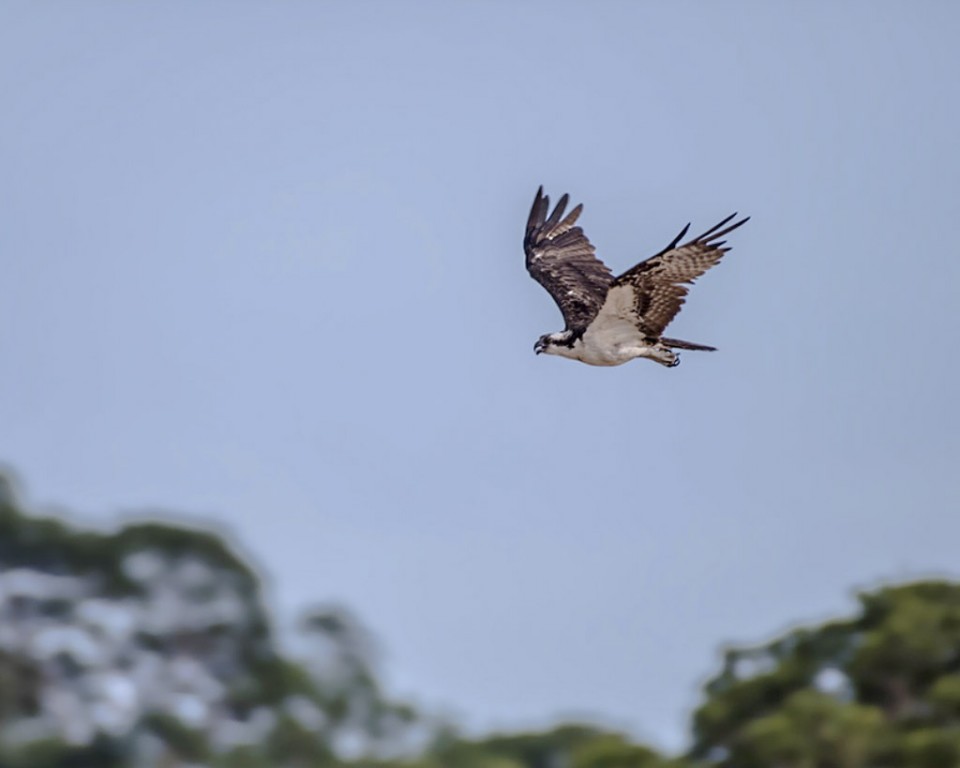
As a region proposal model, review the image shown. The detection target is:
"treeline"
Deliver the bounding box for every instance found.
[1,472,958,768]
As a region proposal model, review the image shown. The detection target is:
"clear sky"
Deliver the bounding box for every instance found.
[2,1,959,752]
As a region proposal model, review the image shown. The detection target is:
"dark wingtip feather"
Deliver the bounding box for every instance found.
[533,186,545,210]
[691,213,737,242]
[558,203,583,231]
[708,215,750,243]
[527,187,549,233]
[544,193,569,229]
[692,213,750,244]
[666,223,691,251]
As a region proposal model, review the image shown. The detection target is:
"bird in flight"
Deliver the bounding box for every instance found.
[524,187,748,367]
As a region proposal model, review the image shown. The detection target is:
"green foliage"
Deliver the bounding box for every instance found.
[927,674,960,719]
[692,581,960,768]
[266,714,337,768]
[418,725,674,768]
[730,690,883,768]
[847,583,960,715]
[571,734,685,768]
[897,728,960,768]
[0,650,41,722]
[478,724,620,768]
[0,736,125,768]
[142,712,210,762]
[232,655,319,711]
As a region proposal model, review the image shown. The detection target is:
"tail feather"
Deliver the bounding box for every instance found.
[661,337,716,352]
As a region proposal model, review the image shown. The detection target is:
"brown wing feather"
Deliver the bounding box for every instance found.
[524,187,614,333]
[614,213,749,338]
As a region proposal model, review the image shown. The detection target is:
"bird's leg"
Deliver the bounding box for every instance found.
[653,347,679,367]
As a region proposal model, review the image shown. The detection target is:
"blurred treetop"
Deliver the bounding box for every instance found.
[2,469,960,768]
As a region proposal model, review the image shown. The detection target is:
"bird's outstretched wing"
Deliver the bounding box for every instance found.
[524,186,614,333]
[612,213,749,338]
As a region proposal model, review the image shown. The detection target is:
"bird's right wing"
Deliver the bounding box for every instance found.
[612,213,749,338]
[524,187,614,334]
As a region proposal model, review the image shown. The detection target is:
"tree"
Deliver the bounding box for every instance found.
[0,470,414,767]
[691,581,960,768]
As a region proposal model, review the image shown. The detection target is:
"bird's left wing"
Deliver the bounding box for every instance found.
[524,187,614,334]
[611,213,749,338]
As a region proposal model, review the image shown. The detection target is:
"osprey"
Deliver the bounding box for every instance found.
[525,187,748,367]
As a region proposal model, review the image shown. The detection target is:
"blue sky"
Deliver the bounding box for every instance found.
[2,1,959,751]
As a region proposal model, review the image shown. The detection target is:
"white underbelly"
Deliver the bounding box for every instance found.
[567,326,651,366]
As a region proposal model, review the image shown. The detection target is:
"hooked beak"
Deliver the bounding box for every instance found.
[534,340,545,355]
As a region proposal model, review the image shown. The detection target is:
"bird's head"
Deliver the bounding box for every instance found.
[534,332,571,356]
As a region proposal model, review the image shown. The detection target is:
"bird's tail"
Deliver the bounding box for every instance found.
[661,337,716,352]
